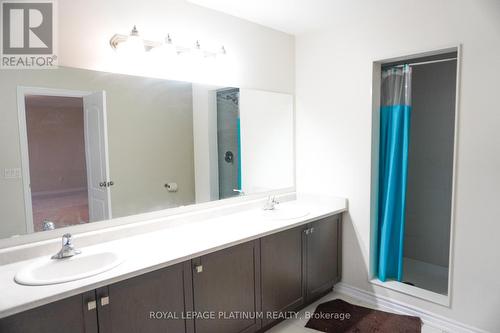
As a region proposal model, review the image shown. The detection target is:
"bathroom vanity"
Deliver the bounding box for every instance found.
[0,53,346,333]
[0,197,345,333]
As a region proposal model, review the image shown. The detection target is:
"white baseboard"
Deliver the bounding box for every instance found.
[334,282,489,333]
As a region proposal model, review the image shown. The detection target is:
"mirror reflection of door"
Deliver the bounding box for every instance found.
[82,92,112,223]
[216,88,241,199]
[22,90,111,232]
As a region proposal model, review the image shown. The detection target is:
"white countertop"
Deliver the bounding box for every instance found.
[0,195,346,318]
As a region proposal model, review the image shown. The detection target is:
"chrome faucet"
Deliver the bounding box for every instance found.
[263,196,279,210]
[42,219,55,231]
[52,233,81,259]
[233,189,245,196]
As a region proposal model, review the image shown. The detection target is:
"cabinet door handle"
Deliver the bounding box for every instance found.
[194,265,203,273]
[310,227,315,233]
[87,300,97,311]
[100,296,110,307]
[304,228,310,235]
[99,182,106,187]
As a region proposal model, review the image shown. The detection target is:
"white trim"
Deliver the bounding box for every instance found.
[388,57,457,68]
[369,61,381,279]
[18,86,91,98]
[17,88,34,234]
[335,282,489,333]
[369,278,448,306]
[374,44,459,67]
[369,44,462,306]
[16,86,92,234]
[447,44,462,310]
[101,91,113,219]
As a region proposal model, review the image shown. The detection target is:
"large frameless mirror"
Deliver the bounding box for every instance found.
[0,67,294,240]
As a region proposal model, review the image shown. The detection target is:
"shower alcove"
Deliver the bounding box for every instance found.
[370,46,460,306]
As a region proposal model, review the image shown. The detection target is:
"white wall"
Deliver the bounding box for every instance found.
[240,89,294,193]
[295,0,500,331]
[57,0,294,93]
[192,84,220,203]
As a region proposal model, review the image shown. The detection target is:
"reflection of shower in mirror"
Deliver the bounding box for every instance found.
[224,92,239,106]
[216,88,241,199]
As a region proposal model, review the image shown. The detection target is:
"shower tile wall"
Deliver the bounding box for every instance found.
[404,60,457,271]
[216,89,240,199]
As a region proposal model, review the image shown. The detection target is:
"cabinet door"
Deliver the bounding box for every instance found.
[306,215,340,301]
[0,291,98,333]
[96,262,194,333]
[192,240,261,333]
[260,226,304,328]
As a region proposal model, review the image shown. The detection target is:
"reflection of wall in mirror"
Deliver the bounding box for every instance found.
[0,67,195,238]
[192,84,220,204]
[239,89,294,194]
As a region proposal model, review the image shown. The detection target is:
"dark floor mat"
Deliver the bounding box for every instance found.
[305,299,421,333]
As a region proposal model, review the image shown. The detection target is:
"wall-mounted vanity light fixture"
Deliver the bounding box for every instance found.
[149,34,177,57]
[109,26,160,52]
[110,26,226,58]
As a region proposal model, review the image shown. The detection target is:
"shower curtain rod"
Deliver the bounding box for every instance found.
[385,57,457,69]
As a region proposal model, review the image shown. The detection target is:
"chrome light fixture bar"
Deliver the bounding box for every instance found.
[109,26,160,51]
[175,40,226,58]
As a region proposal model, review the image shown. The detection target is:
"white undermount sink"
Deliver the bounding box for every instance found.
[15,251,123,286]
[261,206,310,220]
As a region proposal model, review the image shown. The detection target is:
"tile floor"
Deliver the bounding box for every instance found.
[266,291,443,333]
[403,257,449,295]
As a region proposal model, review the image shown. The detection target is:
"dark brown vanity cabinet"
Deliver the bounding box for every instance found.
[305,214,341,301]
[0,263,193,333]
[259,214,341,329]
[95,262,194,333]
[0,214,342,333]
[0,291,98,333]
[260,226,305,328]
[191,240,261,333]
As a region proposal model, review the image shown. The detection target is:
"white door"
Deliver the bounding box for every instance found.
[83,91,112,221]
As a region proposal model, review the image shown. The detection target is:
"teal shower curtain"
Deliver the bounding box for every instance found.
[378,65,412,282]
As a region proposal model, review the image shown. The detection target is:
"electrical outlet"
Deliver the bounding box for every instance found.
[4,168,21,179]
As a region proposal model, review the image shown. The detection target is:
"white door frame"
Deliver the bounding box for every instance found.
[16,86,109,233]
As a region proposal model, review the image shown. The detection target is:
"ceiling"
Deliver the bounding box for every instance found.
[187,0,339,35]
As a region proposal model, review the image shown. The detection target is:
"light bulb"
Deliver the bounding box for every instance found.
[120,26,145,56]
[150,34,177,58]
[192,40,205,60]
